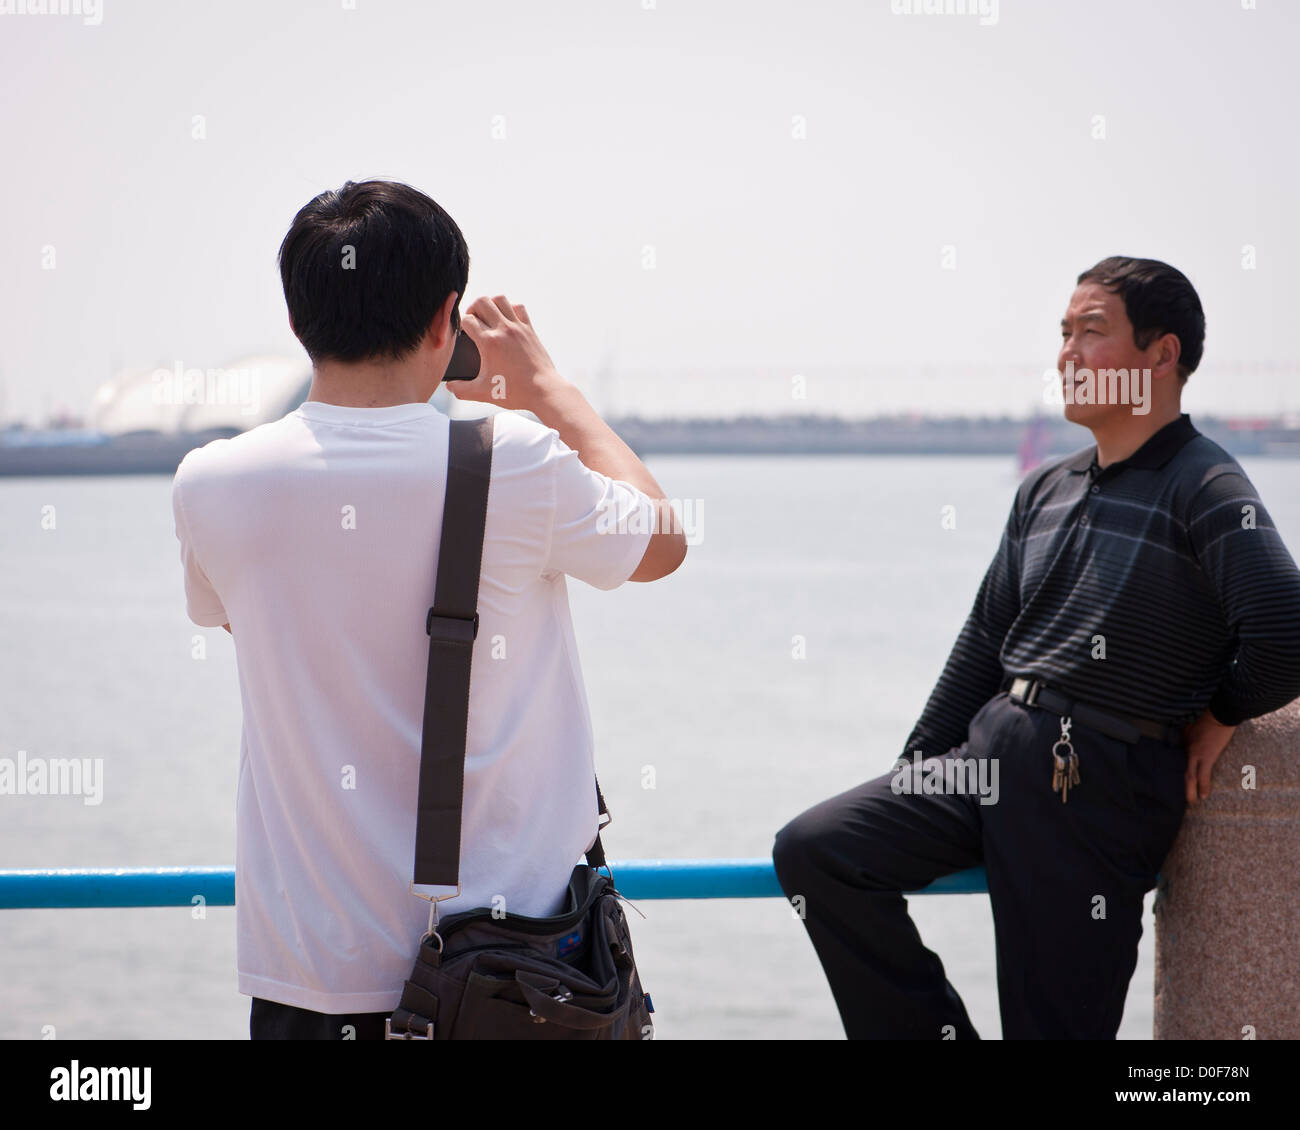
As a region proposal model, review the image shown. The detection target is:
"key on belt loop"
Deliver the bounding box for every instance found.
[1050,714,1081,802]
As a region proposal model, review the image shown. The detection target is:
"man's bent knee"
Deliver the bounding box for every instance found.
[772,809,824,894]
[772,800,867,896]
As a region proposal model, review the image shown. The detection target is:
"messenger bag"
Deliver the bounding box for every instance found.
[385,412,655,1040]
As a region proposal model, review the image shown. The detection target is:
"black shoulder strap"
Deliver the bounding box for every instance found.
[413,414,609,888]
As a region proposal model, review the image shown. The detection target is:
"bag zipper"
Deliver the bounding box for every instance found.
[434,879,609,942]
[436,940,534,960]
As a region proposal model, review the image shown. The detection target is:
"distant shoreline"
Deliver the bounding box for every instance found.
[1,413,1296,476]
[608,414,1300,459]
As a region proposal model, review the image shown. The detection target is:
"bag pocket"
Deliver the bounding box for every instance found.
[452,965,624,1040]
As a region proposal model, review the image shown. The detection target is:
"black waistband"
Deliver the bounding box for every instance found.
[1003,676,1185,747]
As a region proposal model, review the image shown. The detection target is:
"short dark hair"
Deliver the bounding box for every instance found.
[1076,256,1205,381]
[278,180,469,364]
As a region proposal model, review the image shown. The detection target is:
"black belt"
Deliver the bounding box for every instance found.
[1005,676,1184,747]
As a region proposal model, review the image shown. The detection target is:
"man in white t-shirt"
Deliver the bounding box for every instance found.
[171,180,686,1039]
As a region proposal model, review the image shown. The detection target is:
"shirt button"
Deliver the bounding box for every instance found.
[1091,485,1100,494]
[1080,514,1089,525]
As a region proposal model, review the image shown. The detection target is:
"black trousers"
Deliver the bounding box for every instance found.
[772,691,1188,1039]
[250,997,392,1040]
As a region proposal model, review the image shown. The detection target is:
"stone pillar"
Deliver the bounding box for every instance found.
[1153,701,1300,1039]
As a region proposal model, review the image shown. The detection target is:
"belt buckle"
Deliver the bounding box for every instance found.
[1009,676,1039,706]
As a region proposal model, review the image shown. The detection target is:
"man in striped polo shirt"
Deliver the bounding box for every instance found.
[773,256,1300,1040]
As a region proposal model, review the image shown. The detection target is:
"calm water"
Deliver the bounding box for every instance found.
[2,453,1297,1040]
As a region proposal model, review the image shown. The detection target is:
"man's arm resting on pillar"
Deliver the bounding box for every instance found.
[1183,472,1300,802]
[1189,471,1300,727]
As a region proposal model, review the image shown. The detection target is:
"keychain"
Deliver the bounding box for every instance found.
[1051,715,1081,803]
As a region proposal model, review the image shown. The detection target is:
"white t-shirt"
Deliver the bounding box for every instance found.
[171,399,655,1014]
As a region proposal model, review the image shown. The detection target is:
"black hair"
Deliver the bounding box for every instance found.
[278,179,469,364]
[1076,256,1205,381]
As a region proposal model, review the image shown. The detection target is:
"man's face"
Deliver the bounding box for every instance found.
[1056,282,1154,427]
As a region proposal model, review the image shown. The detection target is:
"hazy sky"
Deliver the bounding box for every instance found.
[3,0,1298,423]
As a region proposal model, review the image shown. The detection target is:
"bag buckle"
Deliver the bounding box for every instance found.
[426,608,478,642]
[409,881,461,952]
[384,1018,434,1040]
[529,988,573,1022]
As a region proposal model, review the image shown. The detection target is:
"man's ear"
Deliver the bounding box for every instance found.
[432,291,459,350]
[1153,331,1181,379]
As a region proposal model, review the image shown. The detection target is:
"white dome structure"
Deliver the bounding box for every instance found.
[91,354,311,436]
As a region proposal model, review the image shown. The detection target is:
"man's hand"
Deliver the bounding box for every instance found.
[1181,707,1237,805]
[448,296,570,413]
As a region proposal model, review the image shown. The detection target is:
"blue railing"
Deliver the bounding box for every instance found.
[0,861,989,908]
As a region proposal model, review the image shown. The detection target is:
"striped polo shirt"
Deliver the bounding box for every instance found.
[903,412,1300,758]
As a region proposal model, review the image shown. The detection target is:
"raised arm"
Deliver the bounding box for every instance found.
[451,295,686,583]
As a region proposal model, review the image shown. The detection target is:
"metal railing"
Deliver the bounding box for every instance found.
[0,861,989,908]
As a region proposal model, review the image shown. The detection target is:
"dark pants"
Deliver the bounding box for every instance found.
[772,691,1188,1039]
[250,997,392,1040]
